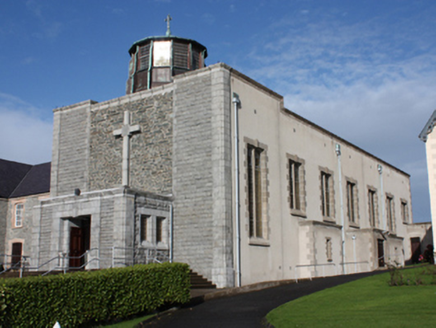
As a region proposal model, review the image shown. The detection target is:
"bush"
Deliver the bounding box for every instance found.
[0,262,190,328]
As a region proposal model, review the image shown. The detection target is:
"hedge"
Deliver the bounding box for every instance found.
[0,262,190,328]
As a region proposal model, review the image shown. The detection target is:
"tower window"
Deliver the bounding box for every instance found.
[153,41,171,67]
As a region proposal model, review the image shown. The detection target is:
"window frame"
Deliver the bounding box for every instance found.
[140,214,149,242]
[367,187,378,228]
[320,168,335,221]
[14,203,24,228]
[400,199,409,224]
[287,154,306,217]
[386,194,395,232]
[326,237,333,262]
[136,210,169,248]
[346,178,359,227]
[245,138,269,246]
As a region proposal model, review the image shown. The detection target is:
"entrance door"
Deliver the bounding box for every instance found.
[11,242,22,268]
[69,219,90,269]
[411,237,421,264]
[377,239,385,267]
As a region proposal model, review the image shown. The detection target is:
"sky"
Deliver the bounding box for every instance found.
[1,0,435,223]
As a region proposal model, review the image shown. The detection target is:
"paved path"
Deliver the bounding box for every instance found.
[141,271,383,327]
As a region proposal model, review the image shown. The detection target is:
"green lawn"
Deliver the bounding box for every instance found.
[266,266,436,328]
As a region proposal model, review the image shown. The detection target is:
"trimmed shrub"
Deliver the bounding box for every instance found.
[0,262,190,328]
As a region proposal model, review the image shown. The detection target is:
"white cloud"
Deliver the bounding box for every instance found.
[236,8,436,222]
[0,93,52,165]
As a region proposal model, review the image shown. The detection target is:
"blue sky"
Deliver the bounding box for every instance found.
[1,0,435,223]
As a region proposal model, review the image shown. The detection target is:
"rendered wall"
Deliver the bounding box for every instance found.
[231,69,413,285]
[425,130,436,260]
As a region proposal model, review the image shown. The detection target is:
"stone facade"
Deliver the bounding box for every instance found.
[0,199,7,254]
[172,65,234,287]
[2,60,418,289]
[89,93,173,193]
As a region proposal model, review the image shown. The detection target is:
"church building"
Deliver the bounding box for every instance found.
[1,22,416,288]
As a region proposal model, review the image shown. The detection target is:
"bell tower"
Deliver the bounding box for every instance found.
[126,15,208,94]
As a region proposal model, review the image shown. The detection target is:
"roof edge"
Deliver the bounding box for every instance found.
[128,35,208,57]
[419,109,436,142]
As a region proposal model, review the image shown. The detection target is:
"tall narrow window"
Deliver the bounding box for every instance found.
[156,217,165,243]
[368,189,377,227]
[248,144,264,238]
[14,204,23,228]
[347,181,357,224]
[386,195,395,232]
[326,238,333,262]
[140,215,149,242]
[321,171,332,218]
[138,44,150,70]
[289,160,301,210]
[401,200,408,223]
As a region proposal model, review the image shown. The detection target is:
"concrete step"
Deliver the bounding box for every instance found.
[189,270,216,289]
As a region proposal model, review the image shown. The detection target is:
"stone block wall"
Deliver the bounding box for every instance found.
[51,101,93,197]
[89,92,173,194]
[172,64,234,287]
[0,199,7,254]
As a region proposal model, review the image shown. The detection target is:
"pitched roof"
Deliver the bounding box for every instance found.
[0,159,50,198]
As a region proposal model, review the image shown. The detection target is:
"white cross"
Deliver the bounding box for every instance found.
[113,111,141,186]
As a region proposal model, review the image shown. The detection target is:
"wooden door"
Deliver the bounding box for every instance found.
[11,242,22,267]
[411,237,421,263]
[377,239,385,267]
[69,227,84,268]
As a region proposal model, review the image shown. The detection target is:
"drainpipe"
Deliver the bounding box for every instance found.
[336,144,346,274]
[169,204,173,263]
[233,93,241,287]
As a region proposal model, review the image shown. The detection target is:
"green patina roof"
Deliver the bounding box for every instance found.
[128,35,208,57]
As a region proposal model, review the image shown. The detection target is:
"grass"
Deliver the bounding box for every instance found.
[266,265,436,328]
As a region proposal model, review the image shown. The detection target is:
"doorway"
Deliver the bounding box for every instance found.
[69,217,91,269]
[410,237,421,264]
[11,242,22,268]
[377,239,385,267]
